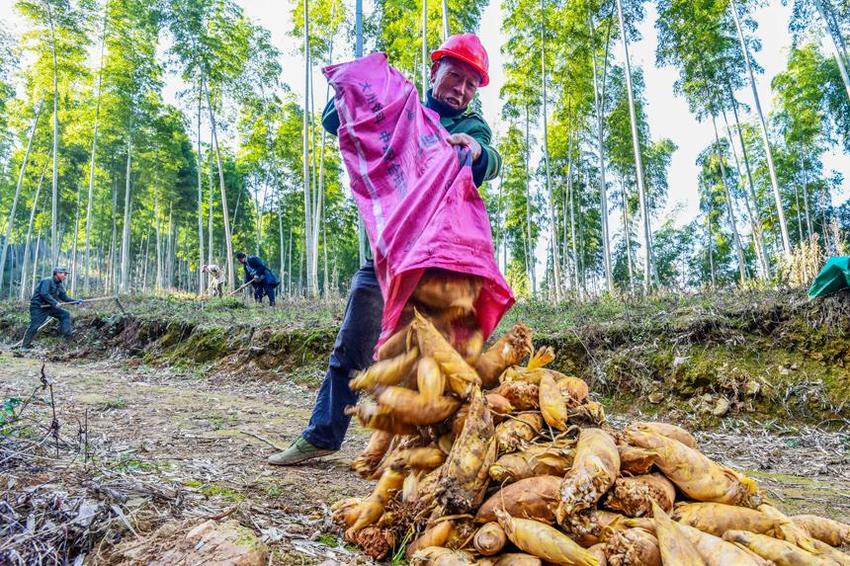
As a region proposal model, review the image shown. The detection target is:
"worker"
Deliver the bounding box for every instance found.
[236,252,279,306]
[268,34,501,466]
[202,264,225,297]
[20,267,82,352]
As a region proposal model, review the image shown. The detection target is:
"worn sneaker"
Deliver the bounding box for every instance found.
[267,437,337,466]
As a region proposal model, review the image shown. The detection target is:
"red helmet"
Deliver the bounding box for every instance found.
[430,33,490,87]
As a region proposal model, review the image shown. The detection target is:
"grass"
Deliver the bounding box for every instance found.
[1,287,848,423]
[183,478,246,501]
[204,412,240,431]
[100,398,127,410]
[316,533,338,547]
[110,454,159,473]
[258,477,299,498]
[198,483,246,501]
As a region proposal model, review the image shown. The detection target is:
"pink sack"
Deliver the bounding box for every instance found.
[323,53,514,347]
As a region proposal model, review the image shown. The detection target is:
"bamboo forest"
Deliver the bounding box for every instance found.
[0,0,848,302]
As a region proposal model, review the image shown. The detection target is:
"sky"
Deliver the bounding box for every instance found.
[2,0,848,240]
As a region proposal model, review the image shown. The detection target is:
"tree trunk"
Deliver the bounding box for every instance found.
[314,5,336,295]
[793,183,804,243]
[589,13,613,293]
[569,162,579,295]
[85,5,107,294]
[108,177,117,293]
[255,203,263,257]
[615,0,652,293]
[820,195,828,255]
[46,2,60,265]
[155,191,162,291]
[540,0,560,302]
[441,0,449,40]
[7,245,16,299]
[278,206,285,277]
[621,180,635,294]
[823,1,849,66]
[562,128,573,291]
[524,105,536,294]
[0,100,42,290]
[801,156,813,239]
[308,66,320,289]
[706,208,715,287]
[197,76,205,293]
[70,188,81,293]
[166,203,174,288]
[19,167,45,300]
[728,92,772,275]
[813,0,850,101]
[721,106,768,278]
[141,234,149,293]
[577,167,587,294]
[421,0,428,101]
[119,142,132,293]
[205,82,235,291]
[495,167,505,269]
[207,141,214,267]
[302,0,316,296]
[354,0,367,264]
[232,172,243,223]
[729,0,791,256]
[287,225,293,295]
[299,244,305,295]
[31,232,42,296]
[711,115,747,285]
[323,222,329,297]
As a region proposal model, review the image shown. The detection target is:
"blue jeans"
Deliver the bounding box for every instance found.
[302,261,383,450]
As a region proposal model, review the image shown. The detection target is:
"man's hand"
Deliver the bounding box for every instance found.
[446,133,482,162]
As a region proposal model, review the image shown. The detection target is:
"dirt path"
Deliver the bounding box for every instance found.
[2,350,849,564]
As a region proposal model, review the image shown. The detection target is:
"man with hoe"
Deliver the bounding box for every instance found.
[20,267,83,352]
[236,252,280,306]
[202,264,225,297]
[268,34,501,465]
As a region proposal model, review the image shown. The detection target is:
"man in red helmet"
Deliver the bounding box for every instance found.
[322,33,500,187]
[268,34,501,467]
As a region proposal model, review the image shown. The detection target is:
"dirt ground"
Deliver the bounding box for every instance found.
[1,349,849,564]
[0,351,372,564]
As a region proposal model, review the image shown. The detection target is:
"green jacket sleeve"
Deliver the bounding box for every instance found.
[459,116,501,187]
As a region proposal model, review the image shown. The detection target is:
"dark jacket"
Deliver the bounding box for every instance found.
[321,90,501,188]
[30,276,72,308]
[242,256,279,286]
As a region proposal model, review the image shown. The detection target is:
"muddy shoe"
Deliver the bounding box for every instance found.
[267,437,336,466]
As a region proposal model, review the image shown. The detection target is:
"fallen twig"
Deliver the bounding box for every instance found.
[204,505,239,521]
[237,429,286,452]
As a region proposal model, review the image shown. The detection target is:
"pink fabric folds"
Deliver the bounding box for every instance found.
[323,53,514,347]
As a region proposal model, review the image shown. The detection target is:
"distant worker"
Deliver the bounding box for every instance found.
[202,264,225,297]
[20,267,82,352]
[236,252,280,306]
[267,34,501,465]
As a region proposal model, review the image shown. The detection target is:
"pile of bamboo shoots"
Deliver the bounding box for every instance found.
[332,271,850,565]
